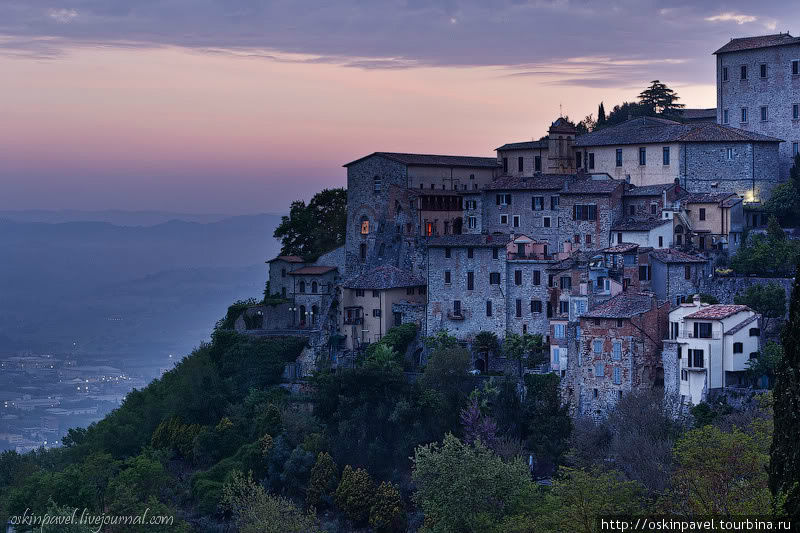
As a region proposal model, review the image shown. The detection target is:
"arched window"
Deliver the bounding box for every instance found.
[733,342,743,354]
[311,281,318,294]
[312,305,319,325]
[360,215,369,235]
[299,281,306,293]
[373,176,382,193]
[299,305,306,326]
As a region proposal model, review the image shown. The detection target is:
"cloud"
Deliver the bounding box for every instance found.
[704,12,757,25]
[47,8,78,24]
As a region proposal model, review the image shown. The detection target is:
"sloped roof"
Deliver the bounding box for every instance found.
[550,117,577,134]
[496,140,548,151]
[485,174,571,191]
[624,183,675,197]
[714,33,799,55]
[612,218,672,231]
[344,152,500,168]
[267,255,304,264]
[681,191,739,204]
[560,178,623,195]
[427,233,512,247]
[685,304,751,320]
[649,249,707,264]
[574,117,782,147]
[288,266,337,275]
[582,292,654,319]
[602,243,639,253]
[725,314,760,335]
[679,108,717,122]
[344,265,425,289]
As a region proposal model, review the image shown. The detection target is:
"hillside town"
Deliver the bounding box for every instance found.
[246,33,800,419]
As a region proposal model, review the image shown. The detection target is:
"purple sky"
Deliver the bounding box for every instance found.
[1,1,797,214]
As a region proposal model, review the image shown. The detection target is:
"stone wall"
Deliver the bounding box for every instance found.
[558,188,623,252]
[483,189,563,250]
[680,142,780,199]
[506,260,554,337]
[698,276,794,310]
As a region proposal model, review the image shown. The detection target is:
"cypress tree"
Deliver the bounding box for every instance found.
[769,263,800,519]
[597,102,606,125]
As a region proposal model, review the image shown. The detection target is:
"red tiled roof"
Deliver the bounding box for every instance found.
[288,266,337,275]
[685,304,750,320]
[714,33,799,55]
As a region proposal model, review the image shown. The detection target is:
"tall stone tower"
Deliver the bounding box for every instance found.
[546,117,577,174]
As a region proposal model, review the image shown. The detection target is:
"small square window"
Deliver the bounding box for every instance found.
[512,215,520,228]
[543,217,551,228]
[373,290,380,298]
[500,214,508,225]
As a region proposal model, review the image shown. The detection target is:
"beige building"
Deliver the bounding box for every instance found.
[341,265,426,350]
[677,192,744,253]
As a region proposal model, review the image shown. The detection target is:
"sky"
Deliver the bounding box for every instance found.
[1,1,798,214]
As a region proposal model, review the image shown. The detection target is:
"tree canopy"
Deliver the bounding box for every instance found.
[638,80,685,114]
[272,187,347,261]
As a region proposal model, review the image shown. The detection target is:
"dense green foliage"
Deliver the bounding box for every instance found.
[731,216,800,276]
[735,282,787,334]
[273,187,347,261]
[770,267,800,520]
[766,154,800,226]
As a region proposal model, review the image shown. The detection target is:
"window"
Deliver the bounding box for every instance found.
[639,147,646,166]
[444,271,451,284]
[513,215,520,228]
[451,300,461,316]
[573,204,597,221]
[543,216,551,228]
[585,234,592,245]
[740,64,747,80]
[749,328,760,337]
[406,287,415,295]
[616,148,623,167]
[373,176,381,193]
[741,107,748,123]
[617,232,623,243]
[548,274,554,287]
[372,290,379,298]
[681,369,688,381]
[593,388,598,399]
[694,322,712,339]
[419,286,426,295]
[651,203,657,215]
[760,63,767,78]
[688,349,704,368]
[723,109,729,124]
[299,281,306,293]
[360,243,367,261]
[533,270,541,285]
[516,299,522,318]
[616,319,624,327]
[575,151,582,168]
[733,342,743,354]
[373,309,381,317]
[559,301,569,314]
[726,147,734,160]
[311,281,318,294]
[444,247,451,258]
[360,216,370,234]
[531,300,542,313]
[685,265,691,280]
[658,234,664,247]
[489,272,501,284]
[486,300,492,316]
[794,143,799,157]
[532,196,544,210]
[593,339,603,354]
[355,289,365,297]
[496,193,512,205]
[554,324,566,339]
[699,208,706,221]
[793,60,799,76]
[468,216,477,229]
[551,196,559,210]
[467,247,474,258]
[560,276,572,290]
[613,366,621,385]
[574,299,587,317]
[574,234,581,244]
[553,348,559,363]
[639,265,651,280]
[663,146,670,165]
[518,156,524,172]
[722,66,728,81]
[502,157,508,174]
[534,155,541,172]
[794,104,799,120]
[760,106,768,121]
[281,287,286,297]
[595,363,604,377]
[492,247,499,259]
[515,270,522,285]
[281,268,286,278]
[612,341,621,361]
[500,214,508,225]
[467,271,474,291]
[588,152,595,169]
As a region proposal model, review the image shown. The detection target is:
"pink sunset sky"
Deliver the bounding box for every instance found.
[0,1,797,214]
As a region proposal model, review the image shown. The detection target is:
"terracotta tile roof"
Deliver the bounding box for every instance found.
[427,233,512,247]
[560,178,623,195]
[344,265,425,290]
[485,174,571,191]
[612,218,672,231]
[714,33,799,55]
[725,314,759,335]
[574,117,782,147]
[344,152,500,168]
[649,249,708,264]
[582,292,655,319]
[624,183,676,197]
[288,266,337,275]
[267,255,305,263]
[496,140,548,151]
[602,243,639,253]
[685,304,750,320]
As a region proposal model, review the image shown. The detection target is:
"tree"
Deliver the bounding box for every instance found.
[419,345,473,416]
[307,452,338,509]
[503,333,544,377]
[272,188,347,261]
[364,344,402,372]
[638,80,685,114]
[747,341,783,388]
[334,465,375,525]
[734,282,787,335]
[411,433,533,532]
[520,374,571,473]
[597,102,606,126]
[369,481,407,533]
[770,266,800,520]
[460,398,498,449]
[473,331,499,371]
[767,154,800,225]
[731,219,800,276]
[222,470,321,533]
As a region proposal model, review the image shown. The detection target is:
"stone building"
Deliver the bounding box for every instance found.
[573,117,782,198]
[289,266,339,329]
[622,182,679,218]
[558,177,625,252]
[495,117,578,177]
[571,292,669,418]
[714,33,800,181]
[678,192,744,254]
[610,218,673,249]
[663,297,761,406]
[649,249,709,306]
[267,255,305,298]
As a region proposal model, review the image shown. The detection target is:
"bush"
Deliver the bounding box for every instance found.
[334,465,375,525]
[369,481,407,533]
[307,452,339,509]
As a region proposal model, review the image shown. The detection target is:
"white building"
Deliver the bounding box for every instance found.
[665,297,761,405]
[610,218,673,248]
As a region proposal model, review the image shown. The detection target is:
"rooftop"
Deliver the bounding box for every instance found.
[427,233,511,248]
[612,218,672,231]
[714,33,799,55]
[680,191,739,204]
[288,266,337,276]
[485,174,570,191]
[549,117,577,134]
[685,304,751,320]
[496,140,548,151]
[267,255,304,264]
[679,108,717,122]
[725,314,760,335]
[624,183,676,197]
[602,243,639,253]
[344,152,500,168]
[560,177,623,195]
[582,292,655,319]
[574,117,782,147]
[344,265,426,290]
[649,249,707,264]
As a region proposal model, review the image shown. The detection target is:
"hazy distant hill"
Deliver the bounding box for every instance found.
[0,209,250,226]
[0,213,283,363]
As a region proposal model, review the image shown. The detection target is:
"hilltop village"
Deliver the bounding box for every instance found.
[247,33,800,418]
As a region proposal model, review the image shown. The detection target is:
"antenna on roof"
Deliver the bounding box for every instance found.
[559,103,563,118]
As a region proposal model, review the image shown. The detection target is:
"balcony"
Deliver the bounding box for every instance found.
[344,316,363,325]
[447,311,465,320]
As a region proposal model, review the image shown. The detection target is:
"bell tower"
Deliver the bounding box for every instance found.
[546,117,577,174]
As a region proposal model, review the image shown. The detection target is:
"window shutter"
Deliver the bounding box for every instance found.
[496,194,501,205]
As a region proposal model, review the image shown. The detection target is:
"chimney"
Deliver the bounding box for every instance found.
[692,294,701,305]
